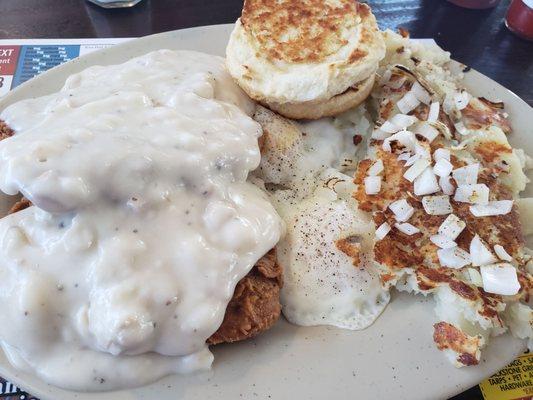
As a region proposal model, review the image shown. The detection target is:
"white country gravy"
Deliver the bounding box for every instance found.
[0,50,282,390]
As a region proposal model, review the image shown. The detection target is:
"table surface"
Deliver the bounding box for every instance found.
[0,0,531,106]
[0,1,530,400]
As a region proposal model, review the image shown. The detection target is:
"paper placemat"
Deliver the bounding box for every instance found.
[0,38,132,96]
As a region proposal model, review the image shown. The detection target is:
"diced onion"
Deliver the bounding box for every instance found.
[383,130,417,152]
[450,141,469,151]
[404,153,421,167]
[414,122,439,142]
[427,101,440,122]
[387,76,407,89]
[443,95,455,115]
[429,120,453,139]
[466,268,483,287]
[389,114,418,130]
[381,121,400,134]
[394,222,420,235]
[454,121,468,135]
[414,142,431,160]
[437,246,471,269]
[433,148,450,161]
[371,128,391,140]
[454,184,489,205]
[433,158,454,177]
[439,176,455,195]
[422,195,452,215]
[430,234,457,249]
[379,69,392,85]
[494,245,513,262]
[403,153,429,167]
[411,81,431,105]
[404,158,430,182]
[480,263,520,295]
[454,91,470,111]
[413,167,440,196]
[470,200,513,217]
[438,214,465,240]
[368,159,384,176]
[389,199,415,222]
[397,152,412,161]
[470,235,498,266]
[364,176,382,195]
[397,91,420,114]
[375,222,392,240]
[452,163,479,185]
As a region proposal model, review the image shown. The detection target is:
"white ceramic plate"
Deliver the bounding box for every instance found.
[0,24,531,400]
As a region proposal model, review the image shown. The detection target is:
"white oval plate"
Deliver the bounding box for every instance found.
[0,24,531,400]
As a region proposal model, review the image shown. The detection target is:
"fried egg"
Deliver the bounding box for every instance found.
[276,177,389,329]
[253,105,389,330]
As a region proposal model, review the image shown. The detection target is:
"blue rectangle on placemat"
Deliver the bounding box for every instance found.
[12,45,80,88]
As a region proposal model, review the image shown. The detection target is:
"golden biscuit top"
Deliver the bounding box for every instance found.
[241,0,374,64]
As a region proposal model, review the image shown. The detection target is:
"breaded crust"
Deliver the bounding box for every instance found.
[0,120,14,140]
[1,120,283,347]
[208,249,282,344]
[265,74,375,120]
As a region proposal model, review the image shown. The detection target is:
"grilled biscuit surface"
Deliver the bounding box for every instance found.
[226,0,385,104]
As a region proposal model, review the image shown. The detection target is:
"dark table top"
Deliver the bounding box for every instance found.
[0,1,530,400]
[0,0,532,105]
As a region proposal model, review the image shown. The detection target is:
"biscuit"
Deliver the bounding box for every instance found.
[265,74,375,120]
[226,0,385,118]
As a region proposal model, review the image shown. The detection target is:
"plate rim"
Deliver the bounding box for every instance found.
[0,23,531,400]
